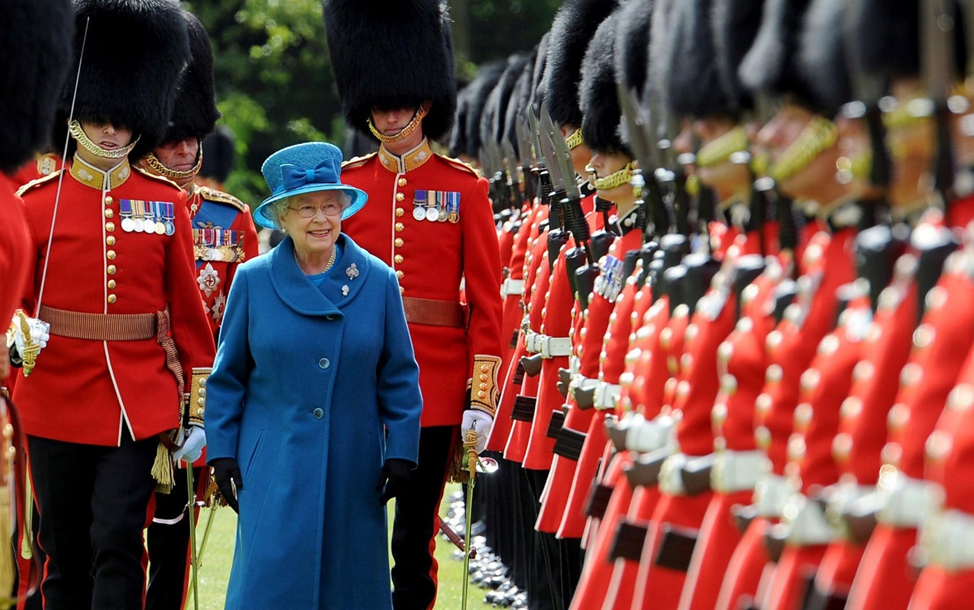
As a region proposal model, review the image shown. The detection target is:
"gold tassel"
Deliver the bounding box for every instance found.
[151,441,174,494]
[447,439,471,484]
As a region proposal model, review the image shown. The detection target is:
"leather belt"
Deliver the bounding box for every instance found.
[585,482,614,519]
[401,297,466,328]
[500,278,525,297]
[552,428,587,461]
[41,305,157,341]
[711,450,767,494]
[510,395,537,422]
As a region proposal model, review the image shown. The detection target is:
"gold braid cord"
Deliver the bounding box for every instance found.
[592,163,635,191]
[565,128,585,150]
[768,117,838,183]
[144,148,203,183]
[469,355,501,417]
[695,125,749,169]
[68,120,140,160]
[367,105,429,144]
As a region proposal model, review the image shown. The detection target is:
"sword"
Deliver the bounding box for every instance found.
[184,467,200,610]
[460,430,478,610]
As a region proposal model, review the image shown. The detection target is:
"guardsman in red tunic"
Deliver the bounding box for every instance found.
[137,10,259,610]
[8,2,215,608]
[323,2,503,607]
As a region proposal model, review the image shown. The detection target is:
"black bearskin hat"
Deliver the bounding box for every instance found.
[199,126,235,184]
[483,54,532,156]
[668,0,742,119]
[848,0,919,82]
[544,0,621,128]
[646,0,680,139]
[161,11,221,145]
[799,0,854,116]
[506,51,538,155]
[738,0,817,109]
[453,62,506,159]
[1,0,73,174]
[712,0,764,115]
[63,0,191,161]
[529,33,551,119]
[581,8,629,155]
[323,0,457,142]
[614,0,654,150]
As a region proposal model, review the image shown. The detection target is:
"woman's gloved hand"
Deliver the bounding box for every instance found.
[376,458,413,505]
[211,458,243,513]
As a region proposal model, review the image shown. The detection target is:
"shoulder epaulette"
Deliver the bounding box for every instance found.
[437,154,481,178]
[133,165,182,190]
[15,171,63,197]
[341,152,377,170]
[198,186,246,212]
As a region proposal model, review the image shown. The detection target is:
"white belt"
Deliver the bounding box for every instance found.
[626,413,677,453]
[824,480,872,532]
[782,491,836,546]
[594,382,621,410]
[524,330,542,354]
[540,336,572,358]
[569,355,580,375]
[877,470,939,528]
[501,278,525,297]
[711,450,767,494]
[752,473,790,518]
[919,506,974,571]
[658,452,689,496]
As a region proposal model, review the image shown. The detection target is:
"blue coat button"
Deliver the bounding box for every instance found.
[313,408,324,419]
[318,358,330,369]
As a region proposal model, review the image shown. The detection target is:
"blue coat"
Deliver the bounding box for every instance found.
[206,234,422,610]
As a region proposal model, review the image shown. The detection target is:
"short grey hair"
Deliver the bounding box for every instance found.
[269,190,351,231]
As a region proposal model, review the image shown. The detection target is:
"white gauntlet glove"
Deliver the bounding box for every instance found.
[461,409,493,455]
[172,426,206,463]
[6,311,50,375]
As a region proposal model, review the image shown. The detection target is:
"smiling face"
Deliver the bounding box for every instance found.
[279,191,343,259]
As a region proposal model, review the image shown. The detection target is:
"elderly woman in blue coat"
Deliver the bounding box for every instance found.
[205,142,422,609]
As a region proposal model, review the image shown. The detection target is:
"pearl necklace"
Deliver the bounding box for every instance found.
[294,246,337,275]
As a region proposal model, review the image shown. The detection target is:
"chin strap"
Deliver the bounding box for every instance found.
[68,120,140,160]
[144,145,203,183]
[367,105,429,144]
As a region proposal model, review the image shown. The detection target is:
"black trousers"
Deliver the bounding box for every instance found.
[145,466,203,610]
[28,434,157,610]
[391,425,455,610]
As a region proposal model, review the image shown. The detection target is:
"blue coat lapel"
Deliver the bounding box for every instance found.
[270,234,372,316]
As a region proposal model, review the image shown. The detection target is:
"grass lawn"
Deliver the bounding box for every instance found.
[187,484,494,609]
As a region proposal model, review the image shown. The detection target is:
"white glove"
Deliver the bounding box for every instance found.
[172,426,206,463]
[7,313,50,360]
[461,409,493,455]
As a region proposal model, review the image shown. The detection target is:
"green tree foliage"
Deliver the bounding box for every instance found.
[186,0,558,206]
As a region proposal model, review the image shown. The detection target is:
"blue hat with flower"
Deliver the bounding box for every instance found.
[254,141,368,229]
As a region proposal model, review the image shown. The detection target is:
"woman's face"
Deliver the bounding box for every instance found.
[280,191,343,256]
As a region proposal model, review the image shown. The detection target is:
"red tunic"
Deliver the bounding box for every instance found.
[13,158,214,445]
[341,140,503,427]
[0,175,31,338]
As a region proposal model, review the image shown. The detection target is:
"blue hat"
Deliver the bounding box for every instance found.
[254,142,368,229]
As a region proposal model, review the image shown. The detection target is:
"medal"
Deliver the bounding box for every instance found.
[143,218,157,234]
[447,192,460,224]
[163,202,176,235]
[132,200,144,232]
[425,207,439,222]
[413,190,427,222]
[120,200,135,232]
[438,209,448,222]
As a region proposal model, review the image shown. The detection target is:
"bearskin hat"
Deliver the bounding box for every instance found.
[1,0,73,174]
[323,0,457,141]
[455,62,506,159]
[614,0,655,150]
[161,11,221,145]
[529,33,551,119]
[798,0,854,115]
[712,0,764,115]
[667,0,738,119]
[738,0,817,109]
[200,125,236,184]
[62,0,191,161]
[484,54,532,155]
[506,50,538,156]
[544,0,621,128]
[647,0,680,139]
[581,8,629,155]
